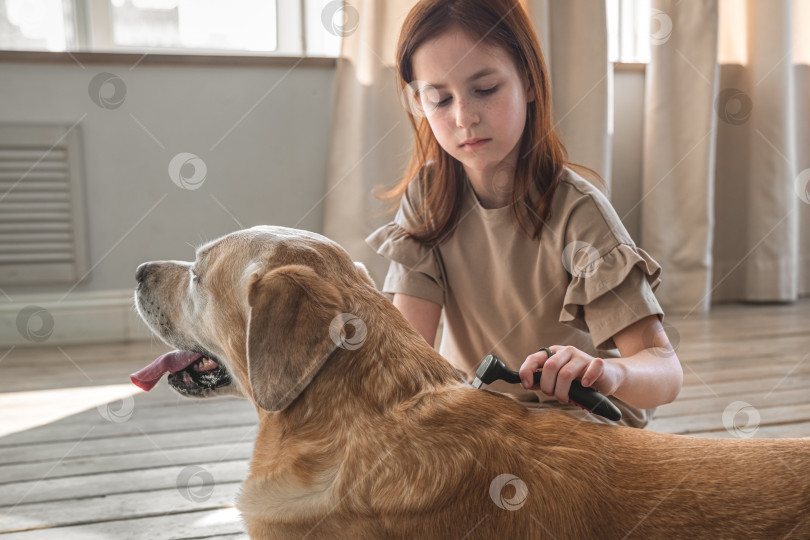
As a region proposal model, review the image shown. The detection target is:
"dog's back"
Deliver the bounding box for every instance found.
[377,387,810,539]
[241,370,810,539]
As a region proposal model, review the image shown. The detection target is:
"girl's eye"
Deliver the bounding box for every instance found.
[435,86,498,108]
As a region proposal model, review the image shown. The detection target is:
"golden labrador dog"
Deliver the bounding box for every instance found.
[132,225,809,539]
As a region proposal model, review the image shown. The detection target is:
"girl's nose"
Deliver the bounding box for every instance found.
[455,99,480,129]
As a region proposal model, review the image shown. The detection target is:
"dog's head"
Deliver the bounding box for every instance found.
[132,225,376,412]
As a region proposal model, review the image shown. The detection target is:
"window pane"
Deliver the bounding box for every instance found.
[633,0,650,63]
[606,0,651,63]
[0,0,69,51]
[304,0,344,57]
[110,0,277,52]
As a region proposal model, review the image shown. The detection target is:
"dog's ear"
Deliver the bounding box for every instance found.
[246,264,342,411]
[354,261,376,288]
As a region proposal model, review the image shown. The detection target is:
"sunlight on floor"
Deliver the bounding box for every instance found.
[0,384,143,437]
[193,507,243,527]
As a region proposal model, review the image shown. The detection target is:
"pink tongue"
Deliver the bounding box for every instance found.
[130,350,203,391]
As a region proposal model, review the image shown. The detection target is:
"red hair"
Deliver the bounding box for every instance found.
[382,0,604,244]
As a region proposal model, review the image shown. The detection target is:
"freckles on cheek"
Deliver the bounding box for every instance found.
[424,116,453,149]
[497,94,528,137]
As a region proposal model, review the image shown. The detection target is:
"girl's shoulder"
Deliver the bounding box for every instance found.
[556,167,611,206]
[552,167,635,247]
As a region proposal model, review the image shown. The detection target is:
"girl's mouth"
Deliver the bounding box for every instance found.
[461,138,491,149]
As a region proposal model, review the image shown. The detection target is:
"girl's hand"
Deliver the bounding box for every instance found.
[518,346,624,404]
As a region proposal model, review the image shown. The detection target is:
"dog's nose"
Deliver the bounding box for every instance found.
[136,263,150,283]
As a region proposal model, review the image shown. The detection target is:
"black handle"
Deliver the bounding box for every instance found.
[532,372,622,422]
[500,368,621,421]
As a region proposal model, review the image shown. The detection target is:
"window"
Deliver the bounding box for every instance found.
[607,0,651,63]
[0,0,343,56]
[0,0,74,51]
[106,0,279,52]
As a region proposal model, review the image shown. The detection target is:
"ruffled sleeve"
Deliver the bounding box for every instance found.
[365,222,445,305]
[365,171,446,305]
[559,243,664,351]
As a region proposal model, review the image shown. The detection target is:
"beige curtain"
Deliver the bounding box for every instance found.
[322,0,415,286]
[642,0,810,314]
[322,0,611,285]
[525,0,612,186]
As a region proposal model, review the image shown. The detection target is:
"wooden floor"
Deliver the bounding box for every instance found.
[1,299,809,538]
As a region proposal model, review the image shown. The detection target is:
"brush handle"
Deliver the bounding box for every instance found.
[502,369,621,421]
[539,372,622,422]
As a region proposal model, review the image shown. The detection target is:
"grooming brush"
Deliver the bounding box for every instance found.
[471,354,622,421]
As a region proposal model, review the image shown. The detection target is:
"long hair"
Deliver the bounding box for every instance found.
[382,0,604,244]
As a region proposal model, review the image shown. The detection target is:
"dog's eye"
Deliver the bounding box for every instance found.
[191,268,201,285]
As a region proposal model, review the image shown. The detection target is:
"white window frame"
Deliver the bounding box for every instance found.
[2,0,345,58]
[76,0,300,56]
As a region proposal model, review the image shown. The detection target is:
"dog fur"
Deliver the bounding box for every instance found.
[134,225,810,539]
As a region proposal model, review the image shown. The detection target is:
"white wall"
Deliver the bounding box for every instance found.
[0,60,336,297]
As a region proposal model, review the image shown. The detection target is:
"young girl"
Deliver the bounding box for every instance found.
[366,0,683,428]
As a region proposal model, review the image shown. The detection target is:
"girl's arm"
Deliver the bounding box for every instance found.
[607,314,683,407]
[519,315,683,409]
[393,293,442,347]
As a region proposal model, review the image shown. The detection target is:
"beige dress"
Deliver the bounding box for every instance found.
[366,166,665,428]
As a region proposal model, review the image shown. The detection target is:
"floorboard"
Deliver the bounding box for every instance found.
[1,298,808,538]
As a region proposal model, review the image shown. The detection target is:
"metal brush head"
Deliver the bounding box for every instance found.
[471,354,517,389]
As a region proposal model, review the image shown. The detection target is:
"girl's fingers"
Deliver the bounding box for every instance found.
[580,357,604,387]
[539,347,577,400]
[521,346,599,404]
[518,357,543,389]
[519,346,558,389]
[552,360,588,404]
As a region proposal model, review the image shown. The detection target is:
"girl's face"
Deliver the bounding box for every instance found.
[411,28,533,177]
